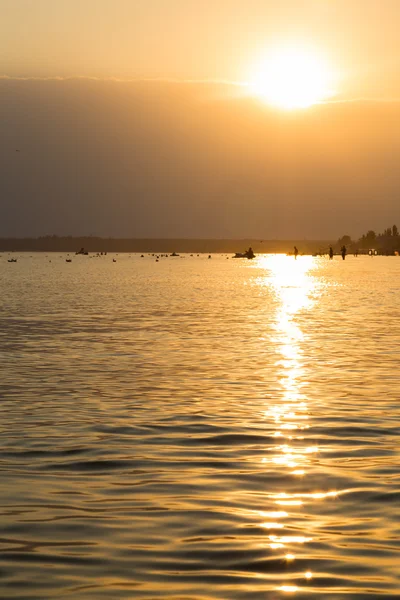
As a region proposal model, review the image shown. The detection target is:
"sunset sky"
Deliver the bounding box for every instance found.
[1,0,400,238]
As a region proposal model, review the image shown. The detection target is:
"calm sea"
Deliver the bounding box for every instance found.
[0,253,399,599]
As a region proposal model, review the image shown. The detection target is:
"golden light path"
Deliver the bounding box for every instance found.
[247,45,336,109]
[255,255,344,593]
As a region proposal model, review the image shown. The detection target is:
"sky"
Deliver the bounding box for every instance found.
[1,0,400,239]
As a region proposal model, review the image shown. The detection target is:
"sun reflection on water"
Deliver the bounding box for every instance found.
[279,585,298,593]
[241,256,351,592]
[256,255,326,586]
[258,255,317,475]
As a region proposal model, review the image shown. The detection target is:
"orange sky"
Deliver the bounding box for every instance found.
[1,0,400,99]
[0,1,399,238]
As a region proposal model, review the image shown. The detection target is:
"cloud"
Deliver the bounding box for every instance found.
[0,77,399,239]
[1,74,399,104]
[0,74,245,86]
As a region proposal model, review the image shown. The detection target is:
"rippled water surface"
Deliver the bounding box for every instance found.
[1,253,399,599]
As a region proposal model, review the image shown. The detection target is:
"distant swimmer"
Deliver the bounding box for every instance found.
[294,246,299,260]
[329,246,334,260]
[341,245,347,260]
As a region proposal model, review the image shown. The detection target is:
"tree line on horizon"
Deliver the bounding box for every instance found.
[0,236,324,254]
[337,225,400,254]
[1,231,400,254]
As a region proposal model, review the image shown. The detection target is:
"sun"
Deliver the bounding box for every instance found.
[248,45,335,109]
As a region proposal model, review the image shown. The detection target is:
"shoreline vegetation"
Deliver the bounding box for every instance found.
[336,225,400,255]
[0,226,399,255]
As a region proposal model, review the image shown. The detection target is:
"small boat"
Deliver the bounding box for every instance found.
[233,248,255,259]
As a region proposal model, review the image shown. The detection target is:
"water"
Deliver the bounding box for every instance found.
[0,253,399,599]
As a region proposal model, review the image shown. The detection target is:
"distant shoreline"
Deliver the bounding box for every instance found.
[0,237,331,254]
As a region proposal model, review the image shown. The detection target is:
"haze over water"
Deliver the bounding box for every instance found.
[1,253,399,599]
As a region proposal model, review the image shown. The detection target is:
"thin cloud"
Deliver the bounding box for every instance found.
[1,75,398,104]
[0,74,245,86]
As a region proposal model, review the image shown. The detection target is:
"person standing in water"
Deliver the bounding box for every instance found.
[294,246,299,260]
[329,246,334,260]
[341,245,347,260]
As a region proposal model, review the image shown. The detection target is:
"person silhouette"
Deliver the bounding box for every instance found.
[329,246,334,260]
[341,245,347,260]
[294,246,299,260]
